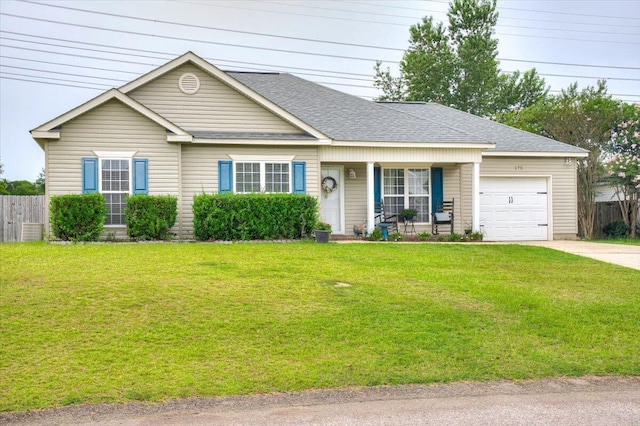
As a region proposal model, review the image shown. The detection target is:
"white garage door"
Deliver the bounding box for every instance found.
[480,177,549,241]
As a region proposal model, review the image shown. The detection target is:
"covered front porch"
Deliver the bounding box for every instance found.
[317,146,484,237]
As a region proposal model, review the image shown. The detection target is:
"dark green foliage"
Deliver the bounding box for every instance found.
[603,220,630,239]
[192,193,318,240]
[368,228,384,241]
[50,193,106,241]
[125,195,177,240]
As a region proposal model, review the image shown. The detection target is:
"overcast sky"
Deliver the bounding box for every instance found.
[1,0,639,181]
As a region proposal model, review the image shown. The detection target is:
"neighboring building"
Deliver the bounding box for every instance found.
[31,52,587,241]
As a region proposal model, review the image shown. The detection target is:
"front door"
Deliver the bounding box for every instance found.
[320,167,344,234]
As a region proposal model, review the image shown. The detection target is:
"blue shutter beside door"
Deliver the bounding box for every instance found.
[133,158,148,195]
[292,161,306,194]
[374,166,381,203]
[218,160,233,193]
[82,157,98,194]
[431,167,443,213]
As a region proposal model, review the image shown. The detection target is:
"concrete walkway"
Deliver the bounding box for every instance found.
[520,240,640,271]
[2,377,639,426]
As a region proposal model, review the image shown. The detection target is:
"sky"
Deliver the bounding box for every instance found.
[0,0,639,181]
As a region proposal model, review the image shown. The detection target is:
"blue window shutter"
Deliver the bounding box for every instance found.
[82,157,98,194]
[374,166,381,203]
[292,161,306,194]
[431,167,443,214]
[133,158,148,195]
[218,160,233,193]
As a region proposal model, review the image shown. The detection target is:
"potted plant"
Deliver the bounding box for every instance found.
[314,221,332,243]
[401,208,418,220]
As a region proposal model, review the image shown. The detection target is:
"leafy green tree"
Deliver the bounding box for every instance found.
[6,180,39,195]
[35,168,45,195]
[0,163,8,195]
[605,103,640,238]
[500,81,623,238]
[374,0,547,116]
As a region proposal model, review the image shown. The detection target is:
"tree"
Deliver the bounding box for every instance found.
[0,163,8,195]
[36,168,46,195]
[6,180,39,195]
[605,103,640,238]
[500,81,623,238]
[374,0,547,116]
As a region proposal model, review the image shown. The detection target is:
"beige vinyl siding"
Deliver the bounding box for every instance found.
[181,145,319,239]
[472,157,578,238]
[47,99,179,235]
[128,63,302,134]
[320,146,484,163]
[441,164,464,232]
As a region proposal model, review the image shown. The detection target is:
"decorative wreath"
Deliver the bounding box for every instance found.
[321,176,338,197]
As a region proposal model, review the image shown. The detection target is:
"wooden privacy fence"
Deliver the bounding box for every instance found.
[0,195,45,242]
[593,202,624,238]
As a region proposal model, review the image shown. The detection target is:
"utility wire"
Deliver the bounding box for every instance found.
[3,12,639,71]
[4,33,638,84]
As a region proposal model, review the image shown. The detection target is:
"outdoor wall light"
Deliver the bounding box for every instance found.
[565,157,573,165]
[348,169,357,179]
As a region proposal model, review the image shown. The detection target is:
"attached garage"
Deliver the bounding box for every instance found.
[480,176,549,241]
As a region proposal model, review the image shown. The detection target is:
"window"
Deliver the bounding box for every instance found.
[383,168,430,222]
[235,161,290,193]
[101,159,130,225]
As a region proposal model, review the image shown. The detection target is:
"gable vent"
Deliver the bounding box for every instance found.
[178,73,200,95]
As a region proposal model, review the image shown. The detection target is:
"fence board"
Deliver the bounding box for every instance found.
[593,202,624,238]
[0,196,45,242]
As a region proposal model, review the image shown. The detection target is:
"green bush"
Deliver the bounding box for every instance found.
[603,220,629,238]
[368,228,384,241]
[418,231,431,241]
[192,193,317,240]
[50,193,106,242]
[125,195,177,240]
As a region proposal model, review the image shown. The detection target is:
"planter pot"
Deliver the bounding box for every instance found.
[314,230,331,243]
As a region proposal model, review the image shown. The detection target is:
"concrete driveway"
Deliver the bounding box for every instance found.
[520,240,640,270]
[3,377,639,426]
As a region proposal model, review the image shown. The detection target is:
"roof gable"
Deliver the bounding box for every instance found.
[119,52,328,141]
[31,89,191,142]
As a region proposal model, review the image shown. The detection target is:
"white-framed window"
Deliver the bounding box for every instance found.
[232,156,293,194]
[383,167,430,222]
[101,158,131,226]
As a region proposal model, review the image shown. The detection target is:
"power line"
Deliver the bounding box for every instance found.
[0,64,129,83]
[0,12,400,63]
[0,30,375,78]
[0,75,108,90]
[0,55,142,75]
[3,12,639,72]
[0,71,114,87]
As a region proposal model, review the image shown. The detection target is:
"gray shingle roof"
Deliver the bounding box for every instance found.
[380,102,588,154]
[191,131,316,140]
[227,72,489,145]
[227,71,586,154]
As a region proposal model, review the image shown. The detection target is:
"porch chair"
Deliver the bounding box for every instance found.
[374,201,398,239]
[432,199,454,235]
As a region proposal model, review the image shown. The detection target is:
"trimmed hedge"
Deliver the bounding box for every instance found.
[50,193,106,242]
[125,195,177,240]
[193,193,318,240]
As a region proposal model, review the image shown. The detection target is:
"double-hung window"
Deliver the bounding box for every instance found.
[234,161,291,193]
[383,167,430,222]
[101,159,130,226]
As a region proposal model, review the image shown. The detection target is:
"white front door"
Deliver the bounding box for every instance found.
[320,167,344,234]
[480,177,549,241]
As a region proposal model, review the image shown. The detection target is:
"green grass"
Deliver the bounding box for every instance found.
[1,242,639,411]
[591,238,640,246]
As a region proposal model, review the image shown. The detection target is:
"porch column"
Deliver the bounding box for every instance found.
[367,161,375,234]
[472,162,480,232]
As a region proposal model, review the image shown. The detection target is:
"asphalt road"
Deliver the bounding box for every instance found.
[3,376,639,425]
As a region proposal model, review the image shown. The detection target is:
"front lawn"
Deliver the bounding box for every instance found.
[1,242,639,411]
[592,238,640,246]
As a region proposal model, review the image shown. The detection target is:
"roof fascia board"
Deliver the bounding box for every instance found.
[118,52,329,141]
[31,89,189,137]
[332,140,495,149]
[483,151,588,158]
[31,131,60,140]
[192,138,331,146]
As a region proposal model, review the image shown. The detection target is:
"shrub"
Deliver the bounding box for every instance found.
[389,232,405,242]
[50,193,106,242]
[468,231,484,241]
[603,220,629,238]
[418,231,431,241]
[447,232,467,242]
[192,193,317,240]
[125,195,177,240]
[368,228,384,241]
